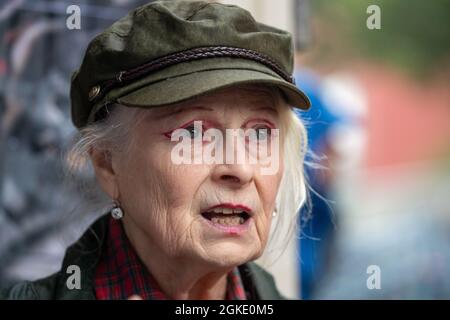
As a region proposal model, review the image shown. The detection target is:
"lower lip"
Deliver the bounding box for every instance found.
[201,216,252,235]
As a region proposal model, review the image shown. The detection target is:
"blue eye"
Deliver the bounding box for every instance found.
[184,124,202,139]
[254,127,271,140]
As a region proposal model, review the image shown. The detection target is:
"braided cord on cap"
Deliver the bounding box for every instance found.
[90,46,295,104]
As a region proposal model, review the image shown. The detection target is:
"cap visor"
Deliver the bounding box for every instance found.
[116,68,310,110]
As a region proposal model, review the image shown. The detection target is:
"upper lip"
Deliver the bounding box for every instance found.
[203,203,253,216]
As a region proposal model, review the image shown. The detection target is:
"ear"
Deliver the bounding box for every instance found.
[89,147,119,200]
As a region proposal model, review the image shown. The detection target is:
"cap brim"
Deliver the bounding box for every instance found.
[115,68,310,111]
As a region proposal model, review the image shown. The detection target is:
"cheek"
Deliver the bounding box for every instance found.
[117,154,167,224]
[260,157,284,212]
[117,141,207,226]
[165,165,208,203]
[254,160,284,237]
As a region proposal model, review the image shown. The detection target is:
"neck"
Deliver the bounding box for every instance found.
[122,217,231,300]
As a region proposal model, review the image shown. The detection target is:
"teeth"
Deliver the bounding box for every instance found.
[211,207,242,215]
[211,216,245,226]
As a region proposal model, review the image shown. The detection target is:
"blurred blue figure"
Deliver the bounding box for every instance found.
[294,69,344,300]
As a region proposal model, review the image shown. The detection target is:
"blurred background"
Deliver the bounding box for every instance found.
[1,0,449,299]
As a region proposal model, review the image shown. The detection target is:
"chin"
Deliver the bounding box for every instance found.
[200,242,262,268]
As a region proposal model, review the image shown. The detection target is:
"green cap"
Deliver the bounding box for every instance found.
[70,0,311,129]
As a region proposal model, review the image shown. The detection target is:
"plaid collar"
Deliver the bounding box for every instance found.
[94,216,247,300]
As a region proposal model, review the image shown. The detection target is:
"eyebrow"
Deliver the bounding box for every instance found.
[252,106,278,114]
[153,103,279,120]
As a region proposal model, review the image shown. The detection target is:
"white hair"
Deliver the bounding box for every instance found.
[269,105,308,255]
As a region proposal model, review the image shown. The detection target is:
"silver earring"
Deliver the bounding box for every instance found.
[111,201,124,220]
[272,207,278,217]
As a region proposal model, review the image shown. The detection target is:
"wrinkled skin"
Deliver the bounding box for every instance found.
[91,86,286,299]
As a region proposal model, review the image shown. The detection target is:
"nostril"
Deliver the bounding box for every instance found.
[220,175,240,183]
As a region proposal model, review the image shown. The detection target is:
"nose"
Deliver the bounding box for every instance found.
[211,162,254,189]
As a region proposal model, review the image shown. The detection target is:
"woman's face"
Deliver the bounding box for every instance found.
[109,86,285,268]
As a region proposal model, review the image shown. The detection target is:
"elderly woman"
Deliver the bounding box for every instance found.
[1,1,310,300]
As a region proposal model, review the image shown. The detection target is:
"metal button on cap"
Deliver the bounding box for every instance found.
[88,85,101,101]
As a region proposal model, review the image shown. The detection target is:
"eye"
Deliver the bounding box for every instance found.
[253,126,272,141]
[164,121,212,141]
[181,124,200,139]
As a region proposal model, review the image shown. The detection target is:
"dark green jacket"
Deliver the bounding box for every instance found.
[1,215,284,300]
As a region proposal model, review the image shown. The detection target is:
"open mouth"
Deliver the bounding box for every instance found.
[201,207,251,226]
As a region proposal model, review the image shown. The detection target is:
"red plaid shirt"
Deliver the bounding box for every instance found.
[95,216,247,300]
